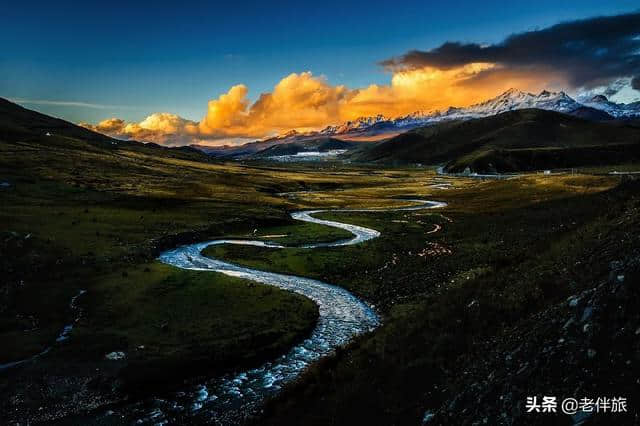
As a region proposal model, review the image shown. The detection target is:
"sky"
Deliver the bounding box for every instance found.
[1,1,639,146]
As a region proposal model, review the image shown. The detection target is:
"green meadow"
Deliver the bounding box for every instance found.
[2,130,639,424]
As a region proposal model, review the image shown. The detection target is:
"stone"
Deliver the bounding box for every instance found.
[105,351,126,361]
[422,410,435,424]
[580,307,593,323]
[563,318,575,330]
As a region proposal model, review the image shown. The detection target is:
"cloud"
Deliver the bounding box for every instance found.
[343,63,551,117]
[85,12,640,146]
[82,113,198,146]
[381,12,640,90]
[12,98,137,109]
[199,84,250,136]
[91,117,126,133]
[86,67,537,145]
[199,73,351,137]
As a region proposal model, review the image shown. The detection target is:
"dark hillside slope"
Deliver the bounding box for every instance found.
[0,98,118,144]
[0,98,210,162]
[251,137,358,158]
[354,109,640,172]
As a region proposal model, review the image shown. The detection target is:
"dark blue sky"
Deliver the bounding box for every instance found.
[1,0,637,123]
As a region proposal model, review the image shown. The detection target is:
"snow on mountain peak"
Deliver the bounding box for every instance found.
[457,89,580,117]
[274,88,640,139]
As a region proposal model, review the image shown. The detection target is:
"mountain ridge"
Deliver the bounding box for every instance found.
[352,108,640,172]
[0,97,211,162]
[309,89,639,138]
[193,88,639,158]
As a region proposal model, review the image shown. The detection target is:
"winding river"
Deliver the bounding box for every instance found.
[126,199,447,424]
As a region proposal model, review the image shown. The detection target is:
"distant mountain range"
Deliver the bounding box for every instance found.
[2,95,639,173]
[194,89,640,158]
[311,88,640,137]
[581,94,640,118]
[352,108,640,173]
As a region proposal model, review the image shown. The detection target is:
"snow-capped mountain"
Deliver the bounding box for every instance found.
[264,89,640,142]
[196,88,640,158]
[582,94,640,118]
[454,88,581,117]
[310,89,635,138]
[319,114,389,135]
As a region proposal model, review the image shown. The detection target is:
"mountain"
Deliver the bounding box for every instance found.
[352,108,640,173]
[195,89,638,158]
[250,137,359,161]
[0,97,210,161]
[565,106,614,121]
[0,97,120,145]
[310,89,630,138]
[190,142,268,157]
[448,88,581,117]
[191,132,365,160]
[581,94,640,118]
[318,115,390,135]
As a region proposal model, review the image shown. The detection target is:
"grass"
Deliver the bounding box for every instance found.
[62,262,318,391]
[1,134,433,368]
[353,108,640,173]
[202,210,451,304]
[82,262,318,362]
[221,220,354,246]
[0,127,458,404]
[255,174,639,425]
[3,118,636,424]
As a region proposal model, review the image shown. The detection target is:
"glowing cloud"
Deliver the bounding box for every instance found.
[82,113,198,145]
[82,12,640,146]
[86,65,553,146]
[199,84,250,136]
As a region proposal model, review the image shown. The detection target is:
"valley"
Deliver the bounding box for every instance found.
[179,89,640,176]
[2,97,640,425]
[4,5,640,425]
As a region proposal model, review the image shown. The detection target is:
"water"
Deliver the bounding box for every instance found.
[267,149,348,162]
[108,199,447,424]
[0,289,85,371]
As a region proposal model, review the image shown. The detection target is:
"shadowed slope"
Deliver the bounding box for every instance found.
[354,109,640,172]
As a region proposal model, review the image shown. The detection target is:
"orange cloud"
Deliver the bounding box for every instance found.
[198,72,350,138]
[82,113,198,145]
[199,84,250,135]
[84,65,566,146]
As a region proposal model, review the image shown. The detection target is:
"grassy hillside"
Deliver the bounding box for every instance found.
[4,99,640,425]
[250,175,640,426]
[0,100,379,421]
[354,109,640,172]
[1,99,459,423]
[0,98,117,144]
[252,137,357,158]
[0,97,211,162]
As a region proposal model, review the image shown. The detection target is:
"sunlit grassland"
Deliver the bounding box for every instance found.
[204,173,619,306]
[203,210,451,303]
[0,130,625,407]
[0,134,457,379]
[256,174,638,425]
[281,173,617,211]
[1,138,411,366]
